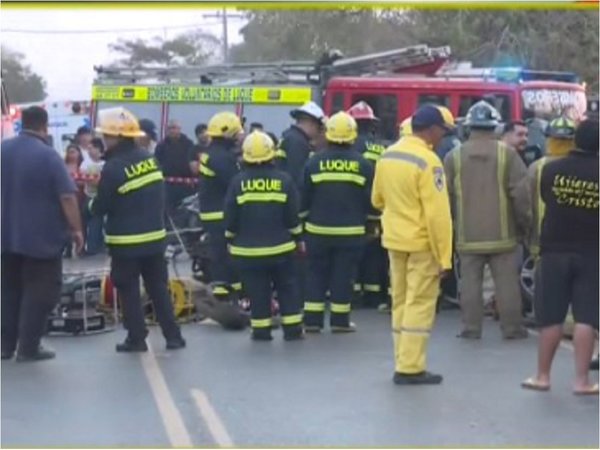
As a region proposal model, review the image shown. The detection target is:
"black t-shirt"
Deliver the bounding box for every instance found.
[540,150,599,254]
[154,134,194,177]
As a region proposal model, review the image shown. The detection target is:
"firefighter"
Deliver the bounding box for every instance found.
[527,116,576,259]
[347,101,389,309]
[275,101,326,190]
[301,111,374,333]
[224,131,304,341]
[90,107,185,352]
[444,101,531,340]
[372,104,454,385]
[198,112,244,301]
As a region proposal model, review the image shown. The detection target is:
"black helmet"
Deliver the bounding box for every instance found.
[545,116,576,139]
[464,101,502,129]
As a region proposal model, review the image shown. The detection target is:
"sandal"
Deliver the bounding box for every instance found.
[521,377,550,392]
[573,384,599,396]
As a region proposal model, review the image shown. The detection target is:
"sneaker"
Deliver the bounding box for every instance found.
[377,303,391,314]
[331,322,357,333]
[283,327,305,341]
[116,339,148,353]
[16,346,56,362]
[393,371,443,385]
[456,330,481,340]
[590,356,599,371]
[166,337,186,350]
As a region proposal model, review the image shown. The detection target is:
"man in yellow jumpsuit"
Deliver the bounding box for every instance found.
[372,105,454,385]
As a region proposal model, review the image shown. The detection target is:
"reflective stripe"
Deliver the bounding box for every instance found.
[105,229,166,245]
[275,149,287,159]
[289,225,302,235]
[200,211,224,221]
[231,282,242,291]
[453,150,465,245]
[212,286,229,295]
[363,284,381,293]
[364,152,380,162]
[281,314,303,325]
[251,318,272,328]
[330,303,351,314]
[229,241,296,257]
[311,173,366,186]
[536,158,547,240]
[117,171,164,194]
[497,143,508,241]
[200,153,209,163]
[236,192,287,204]
[199,164,215,177]
[304,302,325,312]
[224,230,236,238]
[400,326,430,336]
[367,214,380,221]
[305,222,365,236]
[88,198,95,211]
[457,239,517,252]
[380,151,427,170]
[353,283,362,292]
[299,211,309,219]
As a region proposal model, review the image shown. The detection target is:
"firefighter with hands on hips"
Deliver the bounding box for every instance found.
[223,131,304,341]
[301,111,374,333]
[89,107,185,352]
[198,112,244,302]
[347,101,389,310]
[372,104,453,385]
[527,116,577,259]
[444,101,531,341]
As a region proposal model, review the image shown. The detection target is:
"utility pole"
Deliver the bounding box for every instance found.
[203,7,244,63]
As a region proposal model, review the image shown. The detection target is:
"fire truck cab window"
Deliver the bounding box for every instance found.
[331,92,345,114]
[458,94,511,121]
[419,94,450,108]
[351,93,398,141]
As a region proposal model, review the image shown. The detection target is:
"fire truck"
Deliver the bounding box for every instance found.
[90,44,588,142]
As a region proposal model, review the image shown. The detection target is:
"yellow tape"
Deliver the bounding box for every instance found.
[92,85,312,105]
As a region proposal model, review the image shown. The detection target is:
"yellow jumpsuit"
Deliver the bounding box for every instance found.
[372,135,453,374]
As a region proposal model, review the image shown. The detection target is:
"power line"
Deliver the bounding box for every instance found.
[2,22,224,35]
[203,8,245,63]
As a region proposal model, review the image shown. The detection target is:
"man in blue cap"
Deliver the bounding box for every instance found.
[372,104,454,385]
[136,119,158,154]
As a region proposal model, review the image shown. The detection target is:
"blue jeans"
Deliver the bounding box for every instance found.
[84,196,105,255]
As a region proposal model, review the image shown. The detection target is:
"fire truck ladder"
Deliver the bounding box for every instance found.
[93,44,452,86]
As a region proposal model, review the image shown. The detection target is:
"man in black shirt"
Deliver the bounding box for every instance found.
[522,119,599,395]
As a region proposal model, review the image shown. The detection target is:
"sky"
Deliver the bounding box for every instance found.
[1,8,246,101]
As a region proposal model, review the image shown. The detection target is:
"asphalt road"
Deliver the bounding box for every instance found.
[1,254,598,447]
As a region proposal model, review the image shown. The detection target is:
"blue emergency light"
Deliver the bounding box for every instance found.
[493,67,579,83]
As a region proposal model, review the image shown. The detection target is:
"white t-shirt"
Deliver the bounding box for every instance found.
[80,159,105,198]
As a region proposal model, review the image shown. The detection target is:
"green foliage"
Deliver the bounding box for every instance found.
[1,46,47,103]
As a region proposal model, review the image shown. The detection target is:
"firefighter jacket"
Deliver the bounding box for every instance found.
[353,132,386,165]
[89,140,166,258]
[372,135,453,270]
[526,137,574,257]
[275,125,312,190]
[539,150,599,255]
[443,131,531,255]
[223,164,301,260]
[198,138,240,223]
[300,144,374,246]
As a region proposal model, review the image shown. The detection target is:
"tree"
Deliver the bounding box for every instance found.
[1,46,47,103]
[229,9,411,62]
[108,30,221,67]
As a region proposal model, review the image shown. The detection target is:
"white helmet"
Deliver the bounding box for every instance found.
[290,101,325,124]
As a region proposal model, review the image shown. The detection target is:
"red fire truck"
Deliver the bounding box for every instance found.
[91,44,587,142]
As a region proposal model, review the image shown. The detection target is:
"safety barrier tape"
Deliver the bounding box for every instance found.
[71,172,199,185]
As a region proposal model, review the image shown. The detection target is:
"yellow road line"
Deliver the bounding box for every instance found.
[141,342,193,447]
[191,389,234,448]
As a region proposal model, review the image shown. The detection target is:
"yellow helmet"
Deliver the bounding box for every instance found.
[242,131,276,164]
[399,117,412,137]
[207,112,243,139]
[325,111,357,144]
[94,107,145,138]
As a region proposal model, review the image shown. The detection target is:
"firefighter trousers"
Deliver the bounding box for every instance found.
[458,250,523,336]
[111,253,182,343]
[236,254,302,338]
[305,238,362,328]
[204,221,241,300]
[389,250,440,374]
[357,238,389,307]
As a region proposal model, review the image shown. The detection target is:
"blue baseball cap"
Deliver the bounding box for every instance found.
[411,104,456,131]
[138,119,157,141]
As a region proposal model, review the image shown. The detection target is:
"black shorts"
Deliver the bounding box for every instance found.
[534,251,599,329]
